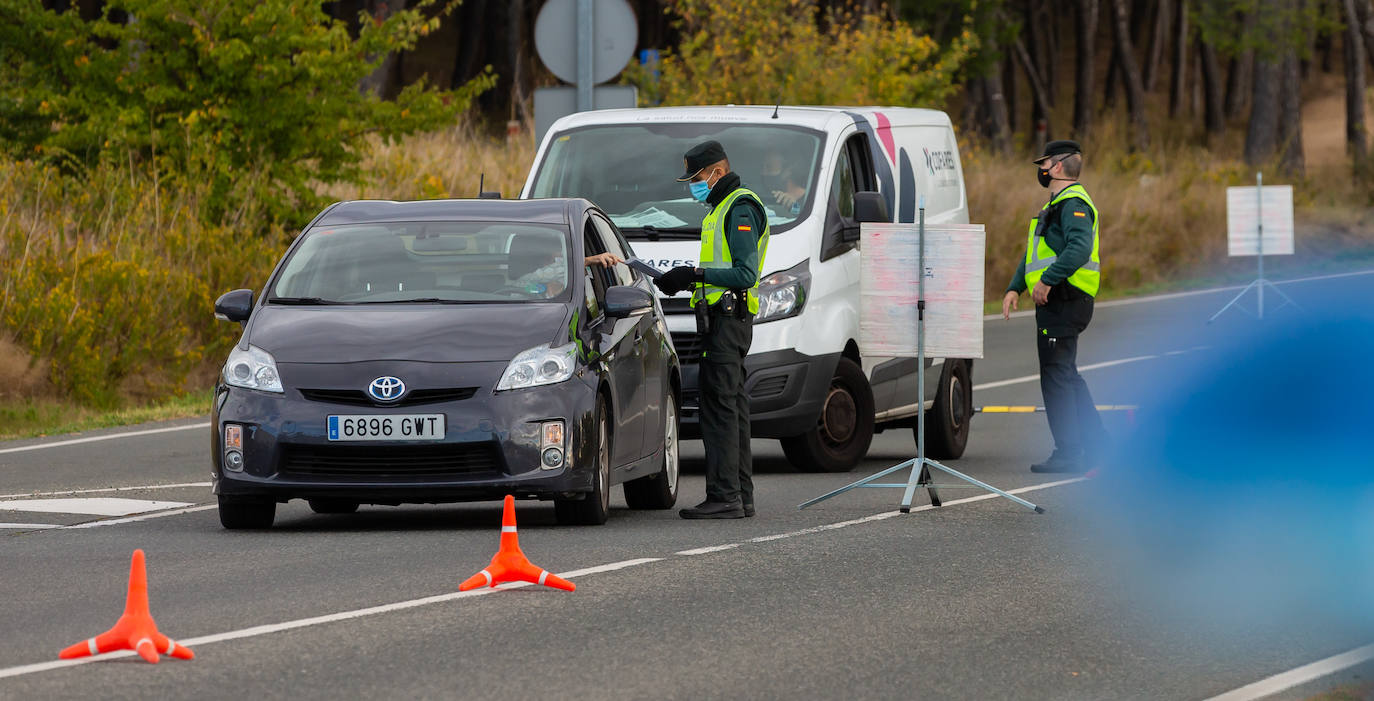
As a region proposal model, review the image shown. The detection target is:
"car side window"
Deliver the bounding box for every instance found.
[831,146,856,219]
[591,214,635,287]
[583,221,612,305]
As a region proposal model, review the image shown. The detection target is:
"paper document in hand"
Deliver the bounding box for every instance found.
[627,258,665,279]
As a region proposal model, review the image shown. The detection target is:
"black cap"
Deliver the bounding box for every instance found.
[677,140,728,181]
[1033,139,1082,164]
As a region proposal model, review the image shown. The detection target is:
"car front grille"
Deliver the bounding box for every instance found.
[299,387,478,407]
[278,443,503,479]
[670,332,703,364]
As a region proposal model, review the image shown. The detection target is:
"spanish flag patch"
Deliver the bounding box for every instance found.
[737,224,752,231]
[1072,211,1087,217]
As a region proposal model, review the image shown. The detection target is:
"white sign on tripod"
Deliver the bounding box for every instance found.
[858,223,985,359]
[1227,185,1294,256]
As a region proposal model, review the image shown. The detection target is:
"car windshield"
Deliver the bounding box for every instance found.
[270,222,574,304]
[528,123,823,238]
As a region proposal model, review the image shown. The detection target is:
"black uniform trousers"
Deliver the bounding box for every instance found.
[1036,285,1108,459]
[698,311,754,505]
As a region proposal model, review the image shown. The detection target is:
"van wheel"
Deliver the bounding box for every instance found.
[922,360,972,459]
[218,496,275,529]
[780,357,874,473]
[625,392,679,509]
[556,395,611,525]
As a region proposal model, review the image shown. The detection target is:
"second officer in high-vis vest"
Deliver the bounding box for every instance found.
[1001,140,1108,474]
[654,140,770,519]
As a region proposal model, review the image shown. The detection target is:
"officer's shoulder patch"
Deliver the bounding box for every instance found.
[1073,211,1087,217]
[737,224,752,231]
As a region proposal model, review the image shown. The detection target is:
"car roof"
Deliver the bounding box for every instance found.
[544,105,953,134]
[316,198,589,225]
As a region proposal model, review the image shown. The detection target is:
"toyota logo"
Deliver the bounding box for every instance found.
[367,376,406,402]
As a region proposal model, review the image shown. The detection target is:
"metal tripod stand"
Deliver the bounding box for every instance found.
[1209,172,1301,323]
[799,206,1044,514]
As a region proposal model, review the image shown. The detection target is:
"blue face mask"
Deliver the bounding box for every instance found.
[688,179,712,203]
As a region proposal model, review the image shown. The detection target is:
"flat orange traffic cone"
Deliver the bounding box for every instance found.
[459,495,575,592]
[58,549,194,664]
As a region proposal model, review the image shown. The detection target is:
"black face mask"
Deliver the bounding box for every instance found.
[1038,168,1052,188]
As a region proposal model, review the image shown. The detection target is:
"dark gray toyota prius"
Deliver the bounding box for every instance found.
[210,198,681,528]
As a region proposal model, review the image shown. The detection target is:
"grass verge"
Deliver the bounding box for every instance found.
[0,391,211,442]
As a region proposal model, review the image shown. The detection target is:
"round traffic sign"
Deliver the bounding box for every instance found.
[533,0,638,85]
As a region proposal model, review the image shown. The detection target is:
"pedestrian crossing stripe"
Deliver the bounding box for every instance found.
[0,497,193,516]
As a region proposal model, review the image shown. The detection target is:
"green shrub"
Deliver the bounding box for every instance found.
[0,0,495,223]
[629,0,975,108]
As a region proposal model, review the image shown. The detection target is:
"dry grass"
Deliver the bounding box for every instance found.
[968,112,1374,300]
[319,123,536,203]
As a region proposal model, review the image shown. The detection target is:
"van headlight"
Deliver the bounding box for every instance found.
[497,343,578,390]
[755,259,810,323]
[222,345,284,393]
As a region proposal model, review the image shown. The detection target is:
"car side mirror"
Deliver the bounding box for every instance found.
[215,289,254,323]
[853,191,890,224]
[604,285,654,318]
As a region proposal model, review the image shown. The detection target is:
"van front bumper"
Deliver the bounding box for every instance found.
[671,338,840,439]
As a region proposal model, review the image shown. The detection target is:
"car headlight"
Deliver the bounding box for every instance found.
[755,259,811,323]
[496,343,578,391]
[222,345,284,393]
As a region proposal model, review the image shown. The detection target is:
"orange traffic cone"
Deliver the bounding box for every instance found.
[459,495,575,592]
[58,549,194,664]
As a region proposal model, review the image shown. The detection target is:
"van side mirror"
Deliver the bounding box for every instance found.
[214,289,254,323]
[604,285,654,318]
[853,192,890,224]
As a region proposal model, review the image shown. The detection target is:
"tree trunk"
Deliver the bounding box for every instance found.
[1074,0,1100,138]
[1168,0,1189,117]
[1024,0,1051,132]
[979,37,1014,156]
[1110,0,1151,149]
[1245,55,1281,166]
[1004,53,1019,134]
[1361,0,1374,71]
[1278,47,1305,175]
[358,0,408,98]
[1014,34,1056,142]
[1344,0,1369,168]
[1198,37,1226,136]
[1144,0,1172,92]
[1225,51,1253,119]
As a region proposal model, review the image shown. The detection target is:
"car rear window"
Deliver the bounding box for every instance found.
[270,222,575,304]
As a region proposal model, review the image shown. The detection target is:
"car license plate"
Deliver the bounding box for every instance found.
[327,415,445,441]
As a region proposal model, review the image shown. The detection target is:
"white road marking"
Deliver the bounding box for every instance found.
[0,556,664,680]
[0,497,192,517]
[983,268,1374,320]
[60,504,216,530]
[0,479,1085,682]
[0,422,209,456]
[674,543,741,556]
[1204,642,1374,701]
[973,354,1161,391]
[0,482,211,500]
[0,523,60,530]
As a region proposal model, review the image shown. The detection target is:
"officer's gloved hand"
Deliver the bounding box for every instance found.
[654,266,697,296]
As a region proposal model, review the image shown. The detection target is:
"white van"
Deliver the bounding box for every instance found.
[520,106,974,472]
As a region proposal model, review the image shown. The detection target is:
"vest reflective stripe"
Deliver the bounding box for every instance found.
[691,187,771,314]
[1023,183,1101,297]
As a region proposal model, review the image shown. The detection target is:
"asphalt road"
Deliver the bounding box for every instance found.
[1,271,1370,700]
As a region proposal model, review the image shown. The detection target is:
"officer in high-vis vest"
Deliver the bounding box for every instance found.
[654,140,770,519]
[1001,140,1108,474]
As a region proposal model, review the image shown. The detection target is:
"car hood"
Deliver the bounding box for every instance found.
[248,304,569,363]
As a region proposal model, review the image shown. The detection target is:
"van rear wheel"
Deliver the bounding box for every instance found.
[780,357,875,473]
[922,360,972,459]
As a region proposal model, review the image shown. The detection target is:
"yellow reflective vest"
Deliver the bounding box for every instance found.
[691,187,771,314]
[1023,183,1101,297]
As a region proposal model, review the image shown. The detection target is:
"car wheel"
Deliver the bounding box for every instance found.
[780,357,875,473]
[624,391,680,509]
[218,496,275,529]
[308,499,359,515]
[922,360,972,459]
[555,395,611,525]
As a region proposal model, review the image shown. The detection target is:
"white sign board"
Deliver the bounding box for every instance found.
[859,223,985,359]
[1227,185,1294,256]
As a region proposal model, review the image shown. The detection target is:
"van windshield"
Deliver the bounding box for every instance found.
[528,123,824,238]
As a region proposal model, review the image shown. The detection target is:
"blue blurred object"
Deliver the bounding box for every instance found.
[1091,301,1374,634]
